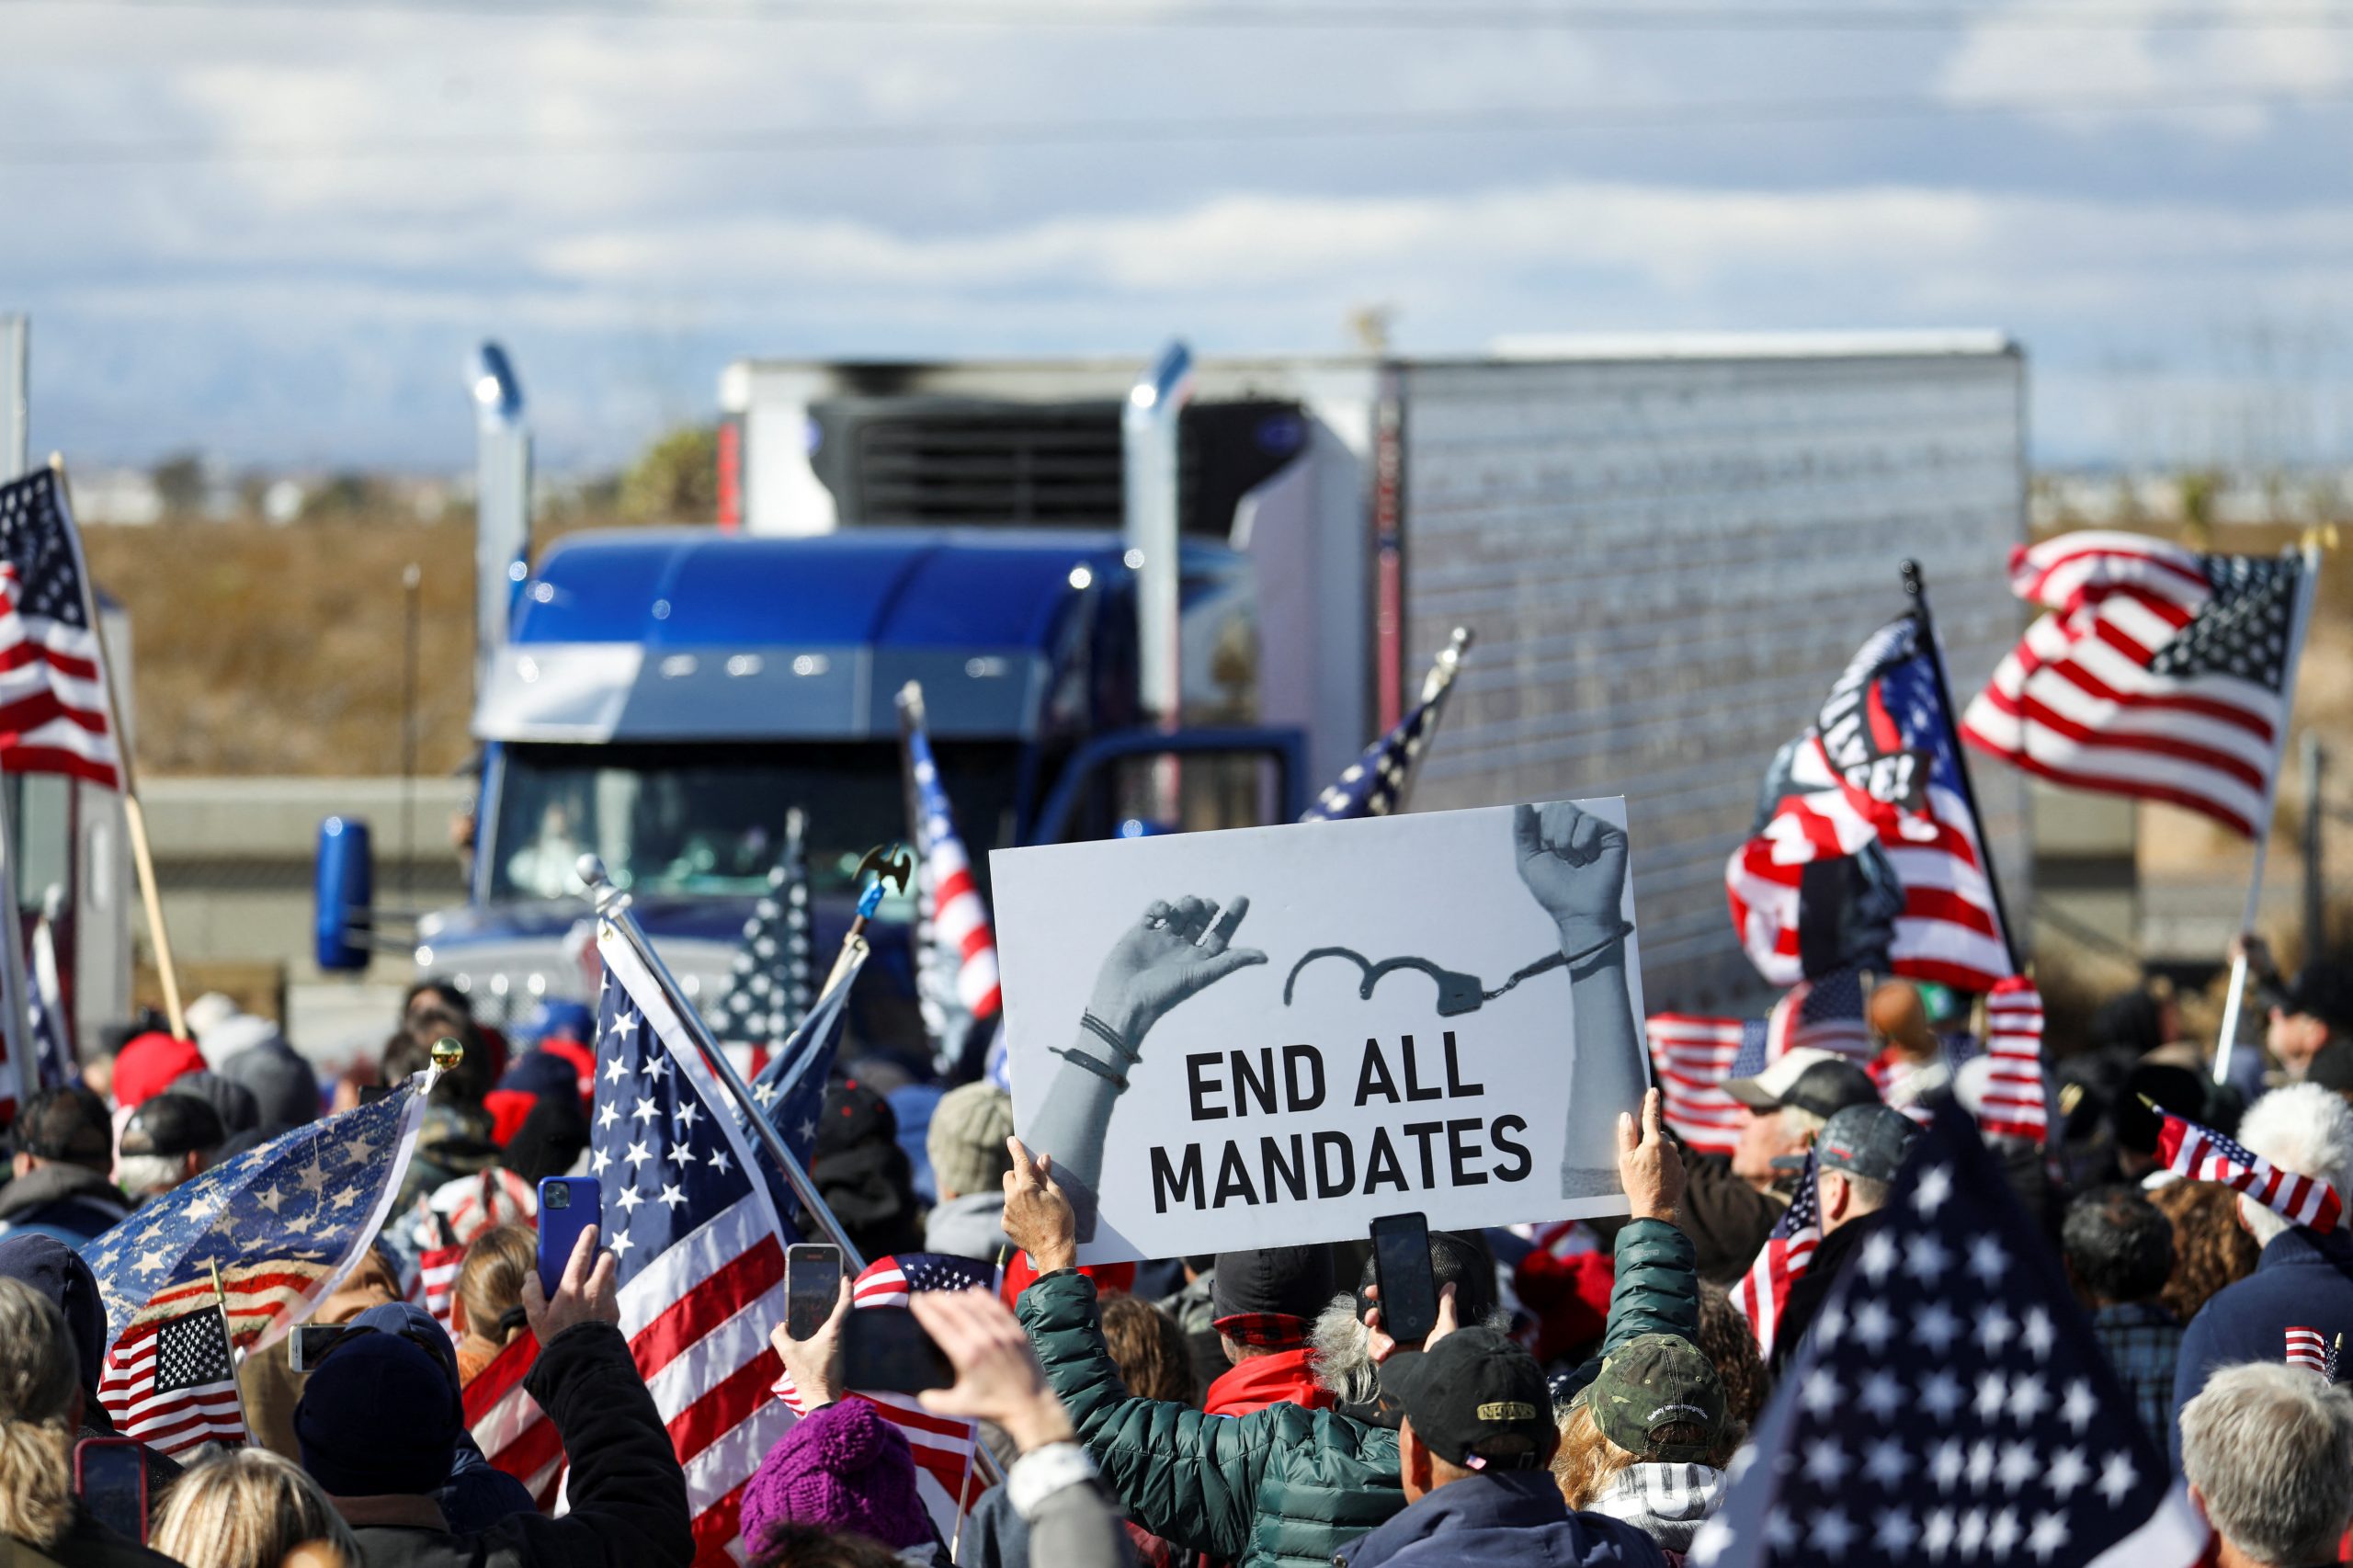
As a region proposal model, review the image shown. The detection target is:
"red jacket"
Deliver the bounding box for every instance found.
[1203,1347,1336,1417]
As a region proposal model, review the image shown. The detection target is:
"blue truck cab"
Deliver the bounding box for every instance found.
[323,524,1304,1055]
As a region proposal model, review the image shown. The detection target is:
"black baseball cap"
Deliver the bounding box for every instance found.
[10,1085,112,1166]
[1379,1326,1554,1472]
[119,1092,228,1159]
[1810,1102,1921,1184]
[1722,1050,1881,1120]
[1212,1246,1336,1328]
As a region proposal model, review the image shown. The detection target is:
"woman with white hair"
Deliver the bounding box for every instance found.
[2180,1362,2353,1568]
[2171,1084,2353,1427]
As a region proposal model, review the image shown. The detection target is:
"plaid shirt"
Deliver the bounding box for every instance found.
[2090,1300,2185,1470]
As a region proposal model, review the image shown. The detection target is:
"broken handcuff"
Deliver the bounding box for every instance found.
[1280,920,1633,1017]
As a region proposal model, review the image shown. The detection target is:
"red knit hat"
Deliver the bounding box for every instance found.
[999,1250,1135,1311]
[111,1032,209,1108]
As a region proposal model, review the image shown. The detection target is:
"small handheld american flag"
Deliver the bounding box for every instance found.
[899,683,1002,1072]
[1731,1146,1821,1358]
[2287,1326,2328,1375]
[1302,629,1471,822]
[713,808,815,1081]
[2152,1104,2342,1233]
[85,1078,431,1455]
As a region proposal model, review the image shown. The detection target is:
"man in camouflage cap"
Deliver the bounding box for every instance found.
[1569,1333,1732,1555]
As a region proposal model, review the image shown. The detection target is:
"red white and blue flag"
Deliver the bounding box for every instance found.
[0,469,121,789]
[1730,1147,1820,1358]
[2155,1108,2343,1234]
[1727,616,2012,993]
[1961,533,2313,838]
[1977,977,2048,1145]
[1648,970,1871,1158]
[899,685,1002,1072]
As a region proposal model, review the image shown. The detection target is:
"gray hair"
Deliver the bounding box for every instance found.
[2182,1362,2353,1566]
[1307,1291,1512,1407]
[2234,1085,2353,1249]
[116,1153,189,1201]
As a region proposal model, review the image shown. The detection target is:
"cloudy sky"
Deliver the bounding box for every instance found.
[7,0,2353,472]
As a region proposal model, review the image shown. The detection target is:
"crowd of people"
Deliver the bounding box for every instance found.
[3,937,2353,1568]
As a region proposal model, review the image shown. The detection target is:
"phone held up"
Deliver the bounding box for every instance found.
[838,1306,953,1395]
[1370,1210,1440,1346]
[538,1176,601,1296]
[785,1244,843,1341]
[289,1323,351,1374]
[74,1437,149,1543]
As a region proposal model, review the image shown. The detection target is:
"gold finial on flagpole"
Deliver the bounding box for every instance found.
[430,1035,464,1074]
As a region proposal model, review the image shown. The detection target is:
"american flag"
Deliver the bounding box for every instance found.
[1727,617,2013,994]
[84,1078,430,1455]
[713,809,814,1083]
[1648,1015,1761,1158]
[465,1332,563,1510]
[2287,1326,2328,1374]
[1730,1147,1819,1359]
[1977,978,2048,1145]
[1961,533,2313,839]
[1302,632,1469,822]
[899,684,1002,1072]
[571,928,799,1564]
[745,940,868,1231]
[1689,1104,2211,1568]
[1647,970,1870,1158]
[778,1251,991,1531]
[0,470,121,789]
[2154,1108,2343,1233]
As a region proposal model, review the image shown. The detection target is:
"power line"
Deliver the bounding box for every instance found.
[15,0,2353,28]
[5,82,2352,170]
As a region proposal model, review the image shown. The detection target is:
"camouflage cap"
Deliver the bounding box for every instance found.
[1578,1333,1726,1464]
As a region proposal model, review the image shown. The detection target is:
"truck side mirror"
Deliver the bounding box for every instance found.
[314,816,375,972]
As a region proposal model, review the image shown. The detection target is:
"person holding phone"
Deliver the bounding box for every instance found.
[291,1223,694,1568]
[0,1277,180,1568]
[754,1281,1137,1568]
[1000,1089,1699,1568]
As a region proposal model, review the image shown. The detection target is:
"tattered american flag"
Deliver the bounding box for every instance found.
[1730,1147,1820,1358]
[1727,617,2012,994]
[777,1251,991,1534]
[2155,1108,2343,1233]
[1961,533,2313,839]
[1691,1105,2211,1568]
[0,469,121,788]
[85,1080,429,1454]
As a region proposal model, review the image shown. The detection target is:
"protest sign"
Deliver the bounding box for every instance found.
[992,798,1651,1262]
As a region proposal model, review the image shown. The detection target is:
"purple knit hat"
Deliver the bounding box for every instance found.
[738,1397,933,1553]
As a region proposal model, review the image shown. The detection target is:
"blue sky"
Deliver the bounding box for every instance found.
[7,0,2353,473]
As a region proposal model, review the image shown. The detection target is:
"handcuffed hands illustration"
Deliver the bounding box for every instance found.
[1084,894,1267,1053]
[1512,800,1631,960]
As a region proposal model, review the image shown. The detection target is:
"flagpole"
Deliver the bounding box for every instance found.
[1393,626,1473,811]
[1900,559,2022,978]
[2214,537,2326,1086]
[0,779,38,1096]
[47,455,188,1040]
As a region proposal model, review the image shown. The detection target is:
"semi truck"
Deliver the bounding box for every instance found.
[321,334,2035,1058]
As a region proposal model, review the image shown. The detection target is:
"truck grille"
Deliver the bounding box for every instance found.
[852,406,1124,528]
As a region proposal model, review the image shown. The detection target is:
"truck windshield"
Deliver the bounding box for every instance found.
[487,741,1021,903]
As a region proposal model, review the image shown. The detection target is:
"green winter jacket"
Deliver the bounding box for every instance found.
[1017,1218,1699,1568]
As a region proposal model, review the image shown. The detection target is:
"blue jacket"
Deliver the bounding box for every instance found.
[1334,1471,1665,1568]
[2173,1226,2353,1425]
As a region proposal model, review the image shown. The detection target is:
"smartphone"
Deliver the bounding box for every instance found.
[537,1176,601,1296]
[838,1306,953,1395]
[785,1244,843,1342]
[289,1324,350,1374]
[74,1437,148,1543]
[1370,1211,1440,1347]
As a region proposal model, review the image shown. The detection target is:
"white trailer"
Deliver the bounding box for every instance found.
[719,335,2030,1010]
